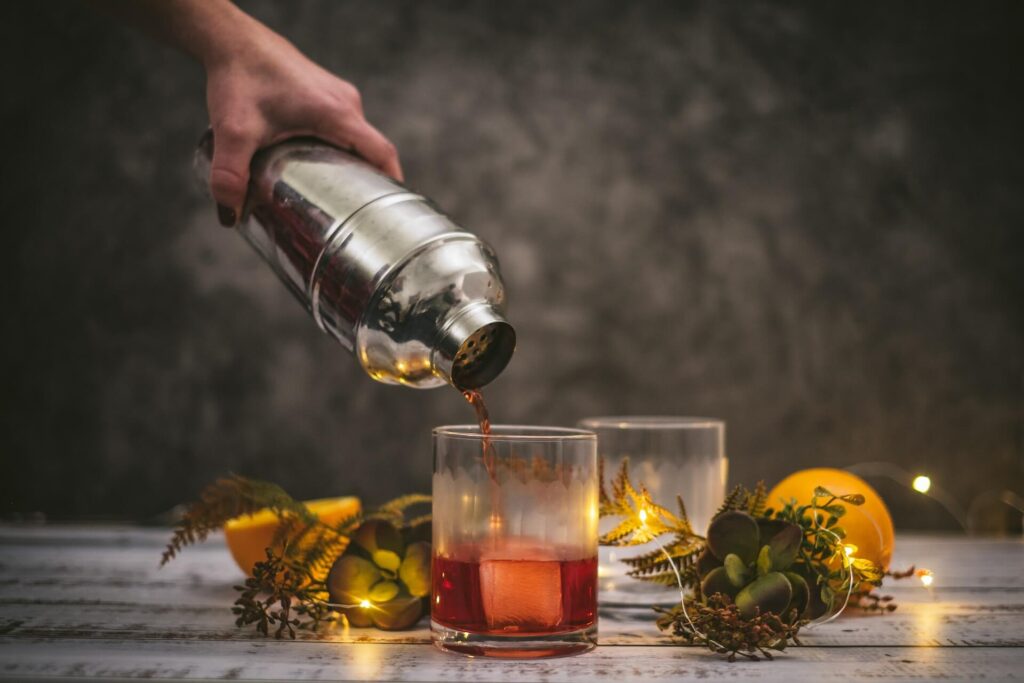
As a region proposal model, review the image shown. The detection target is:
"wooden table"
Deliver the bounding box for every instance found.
[1,526,1021,681]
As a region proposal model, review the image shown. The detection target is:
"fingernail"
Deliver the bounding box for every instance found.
[217,204,237,227]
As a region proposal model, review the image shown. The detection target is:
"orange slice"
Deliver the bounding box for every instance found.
[224,496,361,576]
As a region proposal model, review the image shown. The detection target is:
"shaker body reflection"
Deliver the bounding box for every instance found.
[196,134,515,390]
[431,426,598,658]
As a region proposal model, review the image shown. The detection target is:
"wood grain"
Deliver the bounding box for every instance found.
[1,526,1021,681]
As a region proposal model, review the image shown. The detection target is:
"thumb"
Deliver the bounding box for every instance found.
[209,124,260,224]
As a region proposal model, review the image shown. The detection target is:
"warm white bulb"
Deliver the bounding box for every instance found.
[844,544,856,557]
[359,599,372,608]
[912,475,932,494]
[639,509,648,523]
[920,573,934,587]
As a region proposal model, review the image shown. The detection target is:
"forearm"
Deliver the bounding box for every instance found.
[90,0,261,67]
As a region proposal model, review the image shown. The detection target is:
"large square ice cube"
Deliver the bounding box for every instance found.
[479,544,563,631]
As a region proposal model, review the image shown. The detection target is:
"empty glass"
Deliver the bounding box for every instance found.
[431,425,598,658]
[578,416,727,605]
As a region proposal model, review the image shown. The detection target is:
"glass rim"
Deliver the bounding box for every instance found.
[433,424,597,442]
[577,415,724,431]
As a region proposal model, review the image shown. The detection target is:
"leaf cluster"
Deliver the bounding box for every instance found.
[161,475,314,566]
[161,475,430,638]
[715,481,770,519]
[655,593,805,661]
[600,465,901,662]
[771,486,884,610]
[232,546,338,639]
[598,459,706,589]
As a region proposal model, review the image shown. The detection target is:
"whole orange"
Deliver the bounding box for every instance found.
[224,496,361,576]
[767,468,894,570]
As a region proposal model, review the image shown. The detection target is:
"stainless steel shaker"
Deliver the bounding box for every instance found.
[196,133,515,390]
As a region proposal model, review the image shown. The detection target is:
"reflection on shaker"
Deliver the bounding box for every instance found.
[195,133,515,390]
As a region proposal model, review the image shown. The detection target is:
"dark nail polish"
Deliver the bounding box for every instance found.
[217,204,237,227]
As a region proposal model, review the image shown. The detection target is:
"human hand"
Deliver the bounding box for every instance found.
[203,20,402,225]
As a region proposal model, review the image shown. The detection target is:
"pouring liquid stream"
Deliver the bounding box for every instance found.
[462,389,496,480]
[461,389,505,547]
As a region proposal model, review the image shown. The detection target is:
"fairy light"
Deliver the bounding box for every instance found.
[917,569,934,587]
[639,508,648,525]
[844,544,857,558]
[845,463,966,529]
[359,599,372,608]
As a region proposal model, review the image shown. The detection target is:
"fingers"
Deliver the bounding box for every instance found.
[317,116,403,182]
[209,122,262,224]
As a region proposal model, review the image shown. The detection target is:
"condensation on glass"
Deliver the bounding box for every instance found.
[578,416,728,605]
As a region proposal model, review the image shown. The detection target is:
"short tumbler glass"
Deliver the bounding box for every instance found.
[579,416,727,605]
[431,425,599,658]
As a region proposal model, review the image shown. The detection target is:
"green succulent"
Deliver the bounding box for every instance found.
[698,510,808,622]
[326,519,430,630]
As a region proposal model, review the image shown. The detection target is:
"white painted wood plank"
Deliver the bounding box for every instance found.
[1,525,1022,681]
[1,639,1021,682]
[2,597,1022,647]
[2,527,1021,598]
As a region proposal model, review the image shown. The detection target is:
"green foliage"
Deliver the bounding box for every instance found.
[161,474,315,566]
[161,475,431,638]
[327,519,432,630]
[599,458,705,589]
[714,482,770,519]
[232,546,337,639]
[601,465,898,661]
[599,459,693,545]
[772,486,885,617]
[656,593,805,662]
[700,510,805,622]
[707,510,760,564]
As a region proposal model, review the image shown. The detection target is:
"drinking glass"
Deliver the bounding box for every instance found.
[578,416,727,605]
[431,425,598,658]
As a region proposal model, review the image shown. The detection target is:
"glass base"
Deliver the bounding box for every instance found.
[430,620,597,659]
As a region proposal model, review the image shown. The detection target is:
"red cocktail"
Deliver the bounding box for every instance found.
[431,425,598,658]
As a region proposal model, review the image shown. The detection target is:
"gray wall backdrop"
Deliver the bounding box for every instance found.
[3,1,1022,529]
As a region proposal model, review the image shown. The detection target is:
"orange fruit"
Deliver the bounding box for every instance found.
[224,496,361,576]
[767,468,894,571]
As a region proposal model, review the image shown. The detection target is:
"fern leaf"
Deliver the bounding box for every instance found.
[600,517,642,546]
[161,474,311,566]
[377,493,432,514]
[714,484,744,519]
[747,481,768,517]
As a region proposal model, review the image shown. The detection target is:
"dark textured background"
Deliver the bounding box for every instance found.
[3,1,1022,530]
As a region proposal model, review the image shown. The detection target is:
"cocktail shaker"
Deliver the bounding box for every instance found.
[195,132,515,390]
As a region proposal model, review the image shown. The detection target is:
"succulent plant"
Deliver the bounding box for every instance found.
[697,510,809,622]
[326,519,430,630]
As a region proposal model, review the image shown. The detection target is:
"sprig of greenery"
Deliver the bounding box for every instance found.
[232,545,339,638]
[599,463,900,661]
[161,475,430,638]
[715,481,770,518]
[656,593,805,661]
[853,565,916,612]
[161,475,314,566]
[598,459,706,588]
[772,486,884,608]
[599,458,692,545]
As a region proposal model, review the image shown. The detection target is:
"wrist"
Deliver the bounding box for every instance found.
[194,4,265,70]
